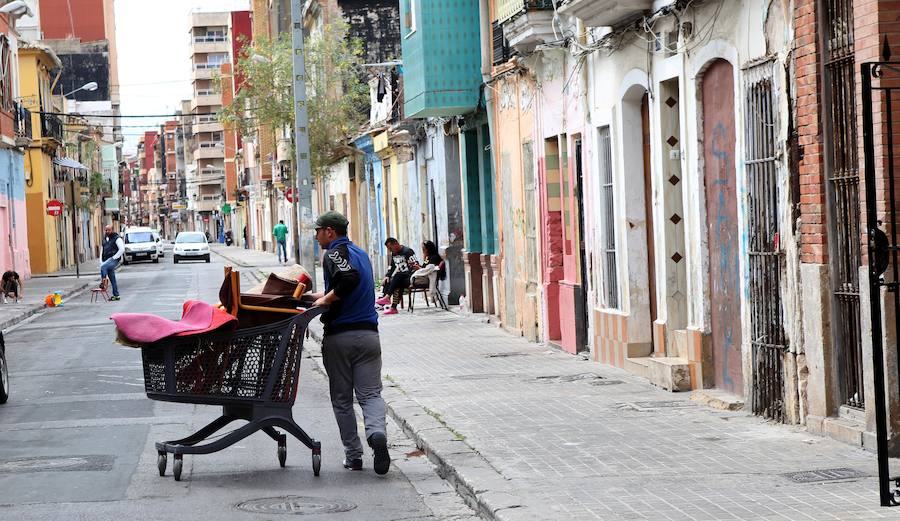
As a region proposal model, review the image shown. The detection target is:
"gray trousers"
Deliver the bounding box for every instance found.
[322,329,387,460]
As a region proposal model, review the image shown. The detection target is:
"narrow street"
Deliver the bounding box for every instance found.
[0,252,477,521]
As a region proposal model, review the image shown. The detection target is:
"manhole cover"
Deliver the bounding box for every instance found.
[484,352,530,358]
[536,373,605,383]
[235,496,357,515]
[782,468,868,483]
[452,373,516,381]
[0,455,114,474]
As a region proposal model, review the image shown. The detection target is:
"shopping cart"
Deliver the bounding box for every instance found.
[141,307,324,481]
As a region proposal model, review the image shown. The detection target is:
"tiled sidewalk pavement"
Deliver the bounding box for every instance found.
[0,271,93,330]
[211,243,290,270]
[306,310,900,521]
[202,244,900,520]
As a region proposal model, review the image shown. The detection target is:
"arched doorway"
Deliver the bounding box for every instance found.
[701,59,743,395]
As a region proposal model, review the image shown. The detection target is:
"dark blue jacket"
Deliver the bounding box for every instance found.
[322,236,378,334]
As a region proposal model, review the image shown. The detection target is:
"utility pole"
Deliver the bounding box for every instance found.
[291,0,316,289]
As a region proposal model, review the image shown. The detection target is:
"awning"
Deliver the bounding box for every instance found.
[52,157,89,170]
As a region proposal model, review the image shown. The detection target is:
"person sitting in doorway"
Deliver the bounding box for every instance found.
[411,241,442,287]
[375,238,420,315]
[2,270,22,303]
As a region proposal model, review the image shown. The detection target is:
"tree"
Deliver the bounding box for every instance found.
[219,18,368,179]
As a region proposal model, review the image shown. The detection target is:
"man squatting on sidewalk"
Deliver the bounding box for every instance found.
[309,211,391,474]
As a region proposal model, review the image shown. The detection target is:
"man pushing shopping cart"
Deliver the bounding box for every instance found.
[308,211,391,475]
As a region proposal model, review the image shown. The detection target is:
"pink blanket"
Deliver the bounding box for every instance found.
[111,300,237,344]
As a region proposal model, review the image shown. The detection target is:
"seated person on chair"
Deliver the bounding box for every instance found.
[410,240,443,296]
[375,238,420,315]
[2,270,21,303]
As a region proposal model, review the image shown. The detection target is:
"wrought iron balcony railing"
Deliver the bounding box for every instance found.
[13,102,31,142]
[40,112,63,143]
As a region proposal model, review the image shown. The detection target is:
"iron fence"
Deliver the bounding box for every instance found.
[861,46,900,506]
[824,0,865,410]
[744,61,787,422]
[40,112,63,143]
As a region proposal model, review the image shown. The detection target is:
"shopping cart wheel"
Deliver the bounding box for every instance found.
[278,435,287,468]
[312,453,321,476]
[173,454,183,481]
[157,452,167,476]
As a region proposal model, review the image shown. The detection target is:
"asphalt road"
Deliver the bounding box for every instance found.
[0,252,473,520]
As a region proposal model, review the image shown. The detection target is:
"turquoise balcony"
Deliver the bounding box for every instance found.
[400,0,483,119]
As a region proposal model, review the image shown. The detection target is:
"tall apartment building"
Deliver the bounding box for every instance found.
[188,12,230,237]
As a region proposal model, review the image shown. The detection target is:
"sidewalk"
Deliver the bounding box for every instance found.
[210,244,288,270]
[207,244,896,520]
[0,272,93,331]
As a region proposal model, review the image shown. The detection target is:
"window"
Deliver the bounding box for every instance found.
[404,0,417,38]
[598,126,618,309]
[0,36,11,111]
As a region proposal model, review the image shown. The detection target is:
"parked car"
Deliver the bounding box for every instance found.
[123,227,160,264]
[173,231,211,264]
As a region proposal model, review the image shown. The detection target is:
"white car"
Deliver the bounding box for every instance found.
[173,231,211,264]
[152,230,165,258]
[123,227,160,264]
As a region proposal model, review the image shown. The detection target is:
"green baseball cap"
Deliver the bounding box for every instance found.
[315,211,349,230]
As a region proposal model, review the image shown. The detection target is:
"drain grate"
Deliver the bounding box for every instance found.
[0,455,114,474]
[235,496,357,515]
[484,352,530,358]
[782,468,868,483]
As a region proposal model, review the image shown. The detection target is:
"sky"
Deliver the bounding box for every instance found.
[114,0,250,155]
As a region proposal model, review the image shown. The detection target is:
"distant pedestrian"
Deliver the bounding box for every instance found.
[375,238,420,315]
[101,224,125,301]
[273,220,288,263]
[243,225,249,249]
[310,211,390,475]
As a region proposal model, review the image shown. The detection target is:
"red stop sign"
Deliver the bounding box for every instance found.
[46,199,64,216]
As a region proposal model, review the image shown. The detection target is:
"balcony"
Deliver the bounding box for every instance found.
[499,0,556,53]
[401,0,483,118]
[192,37,229,55]
[194,120,224,134]
[192,64,223,81]
[194,142,225,159]
[557,0,652,27]
[40,112,63,143]
[191,93,222,111]
[13,103,31,146]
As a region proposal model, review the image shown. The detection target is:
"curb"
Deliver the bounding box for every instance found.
[210,247,254,268]
[0,282,91,332]
[304,325,519,521]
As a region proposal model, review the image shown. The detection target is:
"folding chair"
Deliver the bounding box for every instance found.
[91,277,110,302]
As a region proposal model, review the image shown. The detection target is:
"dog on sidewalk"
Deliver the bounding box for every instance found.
[2,270,20,304]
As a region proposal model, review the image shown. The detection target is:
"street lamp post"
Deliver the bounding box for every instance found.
[63,81,98,98]
[291,0,316,288]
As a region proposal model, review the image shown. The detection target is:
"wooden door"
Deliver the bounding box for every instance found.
[702,59,743,395]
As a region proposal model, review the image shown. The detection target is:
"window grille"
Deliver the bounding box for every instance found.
[824,0,864,409]
[598,126,618,309]
[744,61,787,422]
[492,21,510,65]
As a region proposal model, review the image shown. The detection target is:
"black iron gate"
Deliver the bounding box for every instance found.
[824,0,866,410]
[862,42,900,507]
[744,62,787,422]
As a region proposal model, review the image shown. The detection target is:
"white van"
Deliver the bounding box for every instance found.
[122,227,160,264]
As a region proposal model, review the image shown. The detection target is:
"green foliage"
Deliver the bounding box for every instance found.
[219,19,369,180]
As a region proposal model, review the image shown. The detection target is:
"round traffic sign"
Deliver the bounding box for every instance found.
[285,188,295,203]
[46,199,64,216]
